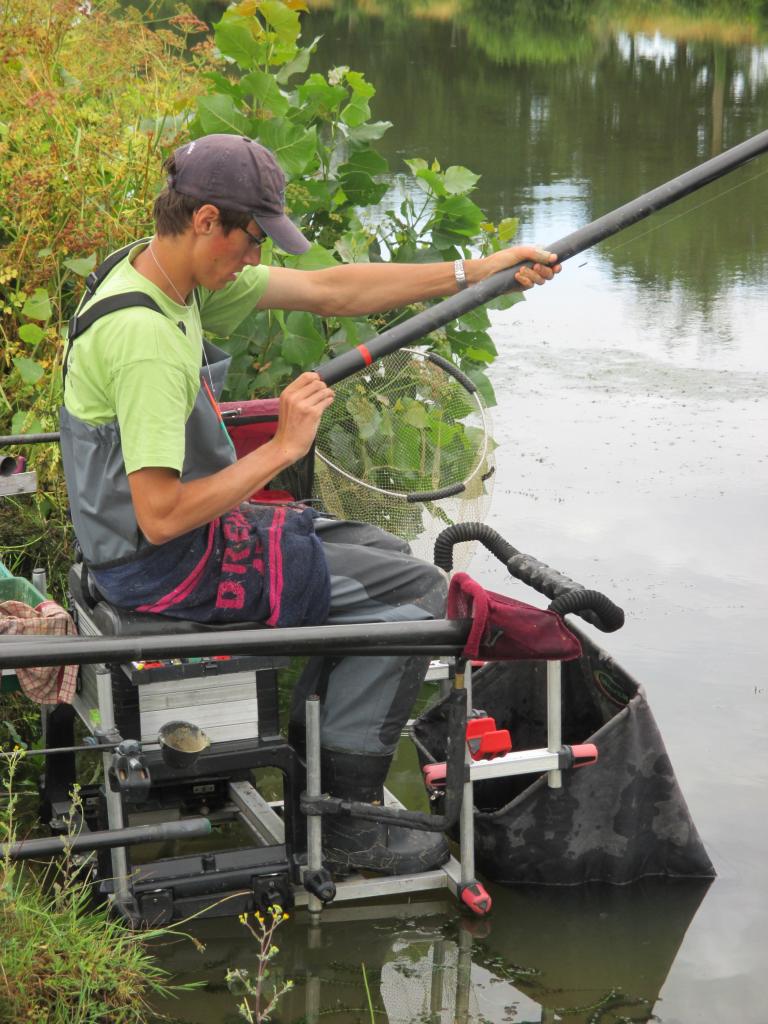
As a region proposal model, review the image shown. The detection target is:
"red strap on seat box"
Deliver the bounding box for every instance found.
[447,572,582,662]
[220,399,297,503]
[220,399,279,459]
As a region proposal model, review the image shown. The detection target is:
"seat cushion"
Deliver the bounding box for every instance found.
[69,562,267,637]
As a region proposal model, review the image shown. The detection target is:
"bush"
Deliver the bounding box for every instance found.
[0,0,519,592]
[189,0,520,403]
[0,0,212,596]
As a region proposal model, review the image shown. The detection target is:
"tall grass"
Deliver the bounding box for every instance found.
[0,753,201,1023]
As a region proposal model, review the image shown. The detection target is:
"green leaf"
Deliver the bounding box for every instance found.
[240,69,289,115]
[345,71,375,99]
[286,178,337,217]
[283,244,338,270]
[260,0,301,46]
[403,157,428,175]
[282,311,326,366]
[203,70,242,99]
[338,149,389,206]
[13,357,45,385]
[328,316,377,352]
[498,217,519,243]
[11,411,43,435]
[335,231,371,264]
[256,120,317,177]
[196,95,250,136]
[254,356,292,393]
[347,394,381,441]
[403,400,428,429]
[457,307,491,331]
[63,254,97,277]
[275,37,321,84]
[297,74,347,118]
[487,291,525,311]
[414,168,446,197]
[339,148,389,178]
[341,94,371,129]
[339,69,376,127]
[463,345,496,365]
[348,121,392,144]
[21,288,51,322]
[18,323,45,346]
[435,195,485,236]
[214,14,264,68]
[462,366,497,408]
[338,174,388,207]
[443,165,481,195]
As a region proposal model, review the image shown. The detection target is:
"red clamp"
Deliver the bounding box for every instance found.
[466,716,512,761]
[459,881,492,916]
[569,743,598,767]
[422,715,513,792]
[423,762,448,791]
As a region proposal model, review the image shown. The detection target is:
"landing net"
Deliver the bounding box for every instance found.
[314,348,494,568]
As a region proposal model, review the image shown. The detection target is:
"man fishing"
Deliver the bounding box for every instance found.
[61,133,559,876]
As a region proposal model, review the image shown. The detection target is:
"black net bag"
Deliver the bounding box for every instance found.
[414,625,715,886]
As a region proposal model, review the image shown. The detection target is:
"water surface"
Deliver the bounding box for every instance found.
[156,6,768,1021]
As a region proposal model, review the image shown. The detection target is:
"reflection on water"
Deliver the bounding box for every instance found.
[153,879,710,1023]
[307,4,768,320]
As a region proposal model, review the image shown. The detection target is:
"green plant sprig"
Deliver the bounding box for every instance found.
[227,903,295,1023]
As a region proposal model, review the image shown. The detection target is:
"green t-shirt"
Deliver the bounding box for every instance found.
[63,241,269,474]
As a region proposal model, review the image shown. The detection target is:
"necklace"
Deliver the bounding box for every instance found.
[147,240,191,307]
[145,242,232,451]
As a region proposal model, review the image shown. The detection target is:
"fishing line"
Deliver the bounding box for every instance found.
[580,162,768,265]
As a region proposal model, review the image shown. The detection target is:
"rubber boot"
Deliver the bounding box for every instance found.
[318,747,450,877]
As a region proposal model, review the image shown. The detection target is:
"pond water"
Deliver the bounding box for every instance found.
[153,5,768,1022]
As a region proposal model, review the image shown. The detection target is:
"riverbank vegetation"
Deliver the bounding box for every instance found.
[1,0,514,598]
[0,0,211,593]
[0,755,198,1022]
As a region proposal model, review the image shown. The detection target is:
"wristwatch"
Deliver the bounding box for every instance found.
[454,259,468,290]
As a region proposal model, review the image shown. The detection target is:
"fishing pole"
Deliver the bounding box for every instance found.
[1,128,766,451]
[316,127,768,386]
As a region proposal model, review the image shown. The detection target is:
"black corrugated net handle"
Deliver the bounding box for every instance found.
[433,522,625,632]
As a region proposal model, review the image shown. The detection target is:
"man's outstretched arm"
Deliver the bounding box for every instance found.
[256,245,560,317]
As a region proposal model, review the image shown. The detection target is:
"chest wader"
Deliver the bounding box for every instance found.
[60,240,235,573]
[61,242,449,876]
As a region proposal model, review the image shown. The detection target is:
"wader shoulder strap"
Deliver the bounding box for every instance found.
[64,237,154,385]
[63,291,165,383]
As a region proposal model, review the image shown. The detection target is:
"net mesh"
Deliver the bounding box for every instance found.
[314,348,494,568]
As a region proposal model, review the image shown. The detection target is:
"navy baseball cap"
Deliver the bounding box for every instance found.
[169,134,310,254]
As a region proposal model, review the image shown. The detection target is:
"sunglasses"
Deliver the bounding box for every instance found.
[240,226,267,248]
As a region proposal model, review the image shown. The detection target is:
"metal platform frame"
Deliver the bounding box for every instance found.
[1,544,611,926]
[42,579,583,925]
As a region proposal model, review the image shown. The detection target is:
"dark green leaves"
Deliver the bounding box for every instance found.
[196,95,251,136]
[197,0,515,486]
[338,149,389,206]
[256,120,317,176]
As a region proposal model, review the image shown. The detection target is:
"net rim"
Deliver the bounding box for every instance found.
[314,348,491,503]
